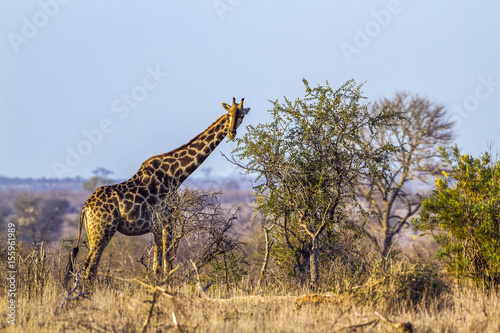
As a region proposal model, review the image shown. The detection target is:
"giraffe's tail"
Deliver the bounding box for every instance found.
[63,207,86,288]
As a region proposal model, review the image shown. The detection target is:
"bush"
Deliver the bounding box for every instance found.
[414,146,500,286]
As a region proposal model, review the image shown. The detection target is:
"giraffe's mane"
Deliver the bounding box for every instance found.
[138,113,228,169]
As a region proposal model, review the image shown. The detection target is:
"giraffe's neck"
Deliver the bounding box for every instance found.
[136,114,230,188]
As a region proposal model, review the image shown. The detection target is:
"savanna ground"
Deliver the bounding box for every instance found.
[2,226,500,333]
[0,188,499,332]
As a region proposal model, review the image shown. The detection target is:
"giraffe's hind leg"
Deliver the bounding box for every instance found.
[83,227,116,285]
[162,224,173,275]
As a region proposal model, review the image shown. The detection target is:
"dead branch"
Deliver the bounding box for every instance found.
[61,269,91,309]
[152,187,244,287]
[113,275,177,298]
[336,319,379,332]
[374,311,413,333]
[191,259,209,299]
[140,288,161,333]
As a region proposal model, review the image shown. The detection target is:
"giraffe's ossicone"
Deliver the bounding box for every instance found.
[64,98,250,287]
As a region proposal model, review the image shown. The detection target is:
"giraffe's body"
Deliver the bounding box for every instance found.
[65,98,250,285]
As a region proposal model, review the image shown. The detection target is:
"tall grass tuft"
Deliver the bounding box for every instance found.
[353,258,449,311]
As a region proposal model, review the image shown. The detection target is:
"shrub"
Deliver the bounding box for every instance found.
[414,146,500,286]
[354,258,448,311]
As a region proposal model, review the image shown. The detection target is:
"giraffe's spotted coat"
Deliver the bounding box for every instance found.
[68,98,250,283]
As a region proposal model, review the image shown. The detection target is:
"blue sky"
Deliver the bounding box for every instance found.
[1,1,499,180]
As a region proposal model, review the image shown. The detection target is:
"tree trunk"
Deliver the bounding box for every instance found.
[254,227,273,295]
[162,222,174,275]
[309,235,320,290]
[381,232,393,258]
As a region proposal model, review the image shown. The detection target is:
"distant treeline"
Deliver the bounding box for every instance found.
[0,175,253,193]
[0,176,87,193]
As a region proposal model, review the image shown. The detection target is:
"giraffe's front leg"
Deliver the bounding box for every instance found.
[162,226,169,276]
[162,219,175,276]
[153,233,162,275]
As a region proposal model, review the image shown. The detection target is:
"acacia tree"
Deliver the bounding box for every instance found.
[232,79,401,288]
[358,92,455,257]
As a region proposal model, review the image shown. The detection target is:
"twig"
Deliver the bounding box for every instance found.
[172,312,185,332]
[190,259,209,299]
[203,281,214,293]
[172,310,199,333]
[118,270,180,333]
[374,311,413,333]
[172,312,179,327]
[113,276,176,298]
[140,288,161,333]
[156,263,181,287]
[137,253,148,269]
[336,319,379,332]
[61,269,91,309]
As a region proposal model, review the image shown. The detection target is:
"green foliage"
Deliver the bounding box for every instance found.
[233,79,402,287]
[209,251,248,288]
[414,145,500,286]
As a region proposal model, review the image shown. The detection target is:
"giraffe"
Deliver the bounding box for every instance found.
[64,98,250,287]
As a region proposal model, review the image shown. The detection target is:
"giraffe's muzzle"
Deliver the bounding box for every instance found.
[229,129,237,139]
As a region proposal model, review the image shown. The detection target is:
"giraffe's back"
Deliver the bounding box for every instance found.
[83,182,151,237]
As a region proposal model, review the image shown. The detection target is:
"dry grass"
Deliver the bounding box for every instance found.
[2,281,500,332]
[2,239,500,332]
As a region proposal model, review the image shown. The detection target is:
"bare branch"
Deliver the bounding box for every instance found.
[61,269,91,309]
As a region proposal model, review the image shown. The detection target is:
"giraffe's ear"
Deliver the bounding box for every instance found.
[221,103,231,112]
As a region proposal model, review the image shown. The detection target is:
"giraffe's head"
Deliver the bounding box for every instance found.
[221,97,250,140]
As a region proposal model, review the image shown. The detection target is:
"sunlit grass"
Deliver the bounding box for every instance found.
[2,239,500,332]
